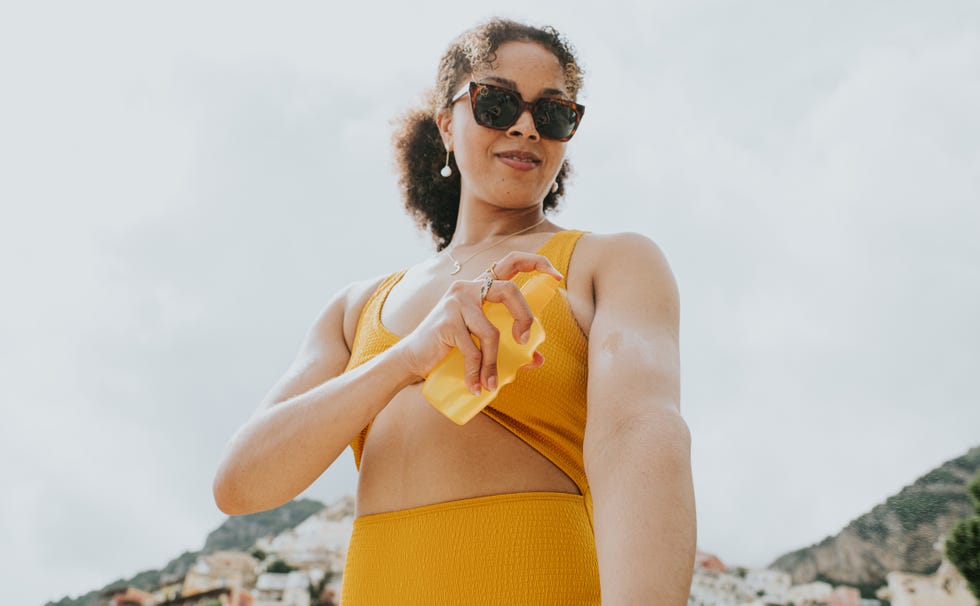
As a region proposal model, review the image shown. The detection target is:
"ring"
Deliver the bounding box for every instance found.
[479,273,494,302]
[485,262,498,280]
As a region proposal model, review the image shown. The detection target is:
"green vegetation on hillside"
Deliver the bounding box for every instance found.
[44,498,326,606]
[886,490,971,531]
[946,470,980,600]
[203,498,325,552]
[771,445,980,591]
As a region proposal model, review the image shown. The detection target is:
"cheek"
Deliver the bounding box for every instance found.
[453,128,493,172]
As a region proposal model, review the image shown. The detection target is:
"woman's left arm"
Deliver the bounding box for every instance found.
[583,232,696,605]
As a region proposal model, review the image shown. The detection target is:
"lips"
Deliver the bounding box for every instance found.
[496,149,541,171]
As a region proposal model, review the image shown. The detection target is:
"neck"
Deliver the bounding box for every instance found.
[449,207,548,250]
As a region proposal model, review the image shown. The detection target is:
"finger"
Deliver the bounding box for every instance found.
[488,251,563,282]
[483,280,534,344]
[453,327,484,396]
[520,351,545,370]
[461,300,500,391]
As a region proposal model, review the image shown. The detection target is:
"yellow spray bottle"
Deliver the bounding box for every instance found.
[422,272,561,425]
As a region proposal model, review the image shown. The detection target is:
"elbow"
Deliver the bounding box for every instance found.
[213,477,262,516]
[212,433,264,516]
[212,469,241,516]
[586,409,691,475]
[212,459,257,516]
[212,463,290,516]
[661,411,691,452]
[644,411,692,464]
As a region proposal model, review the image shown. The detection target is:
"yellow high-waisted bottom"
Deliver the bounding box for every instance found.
[339,491,601,605]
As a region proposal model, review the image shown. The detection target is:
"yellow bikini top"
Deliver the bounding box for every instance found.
[344,229,595,528]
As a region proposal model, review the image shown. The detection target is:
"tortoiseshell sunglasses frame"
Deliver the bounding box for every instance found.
[451,81,585,142]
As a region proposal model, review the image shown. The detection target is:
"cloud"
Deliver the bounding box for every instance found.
[2,2,979,603]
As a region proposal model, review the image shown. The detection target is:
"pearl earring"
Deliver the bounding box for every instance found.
[551,181,559,194]
[440,150,452,177]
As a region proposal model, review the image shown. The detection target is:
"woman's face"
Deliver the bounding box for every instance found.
[439,40,572,210]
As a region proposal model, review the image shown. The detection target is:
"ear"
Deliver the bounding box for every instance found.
[435,107,453,152]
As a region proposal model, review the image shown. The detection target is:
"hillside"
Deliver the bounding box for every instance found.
[769,445,980,596]
[44,498,325,606]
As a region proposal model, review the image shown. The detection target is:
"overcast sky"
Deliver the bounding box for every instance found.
[1,2,978,605]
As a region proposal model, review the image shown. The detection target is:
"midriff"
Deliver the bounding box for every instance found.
[350,228,598,518]
[354,384,581,517]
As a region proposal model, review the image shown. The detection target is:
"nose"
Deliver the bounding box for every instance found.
[507,107,540,141]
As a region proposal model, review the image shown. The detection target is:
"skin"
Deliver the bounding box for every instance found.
[213,40,696,604]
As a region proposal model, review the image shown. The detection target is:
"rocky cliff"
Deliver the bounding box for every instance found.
[769,445,980,596]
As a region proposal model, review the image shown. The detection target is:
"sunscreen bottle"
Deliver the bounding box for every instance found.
[422,272,561,425]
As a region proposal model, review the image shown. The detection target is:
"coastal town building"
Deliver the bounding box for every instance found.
[688,552,877,606]
[182,551,259,598]
[695,550,728,573]
[877,558,975,606]
[823,585,861,606]
[787,580,834,604]
[95,497,978,606]
[157,586,252,606]
[252,570,321,606]
[745,568,792,598]
[102,586,158,606]
[254,496,353,574]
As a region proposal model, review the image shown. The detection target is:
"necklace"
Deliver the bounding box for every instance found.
[445,217,548,275]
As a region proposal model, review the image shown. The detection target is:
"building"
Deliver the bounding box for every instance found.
[254,497,354,574]
[157,586,253,606]
[689,567,757,605]
[745,568,792,598]
[101,586,159,606]
[877,558,975,606]
[822,585,861,606]
[182,551,259,598]
[696,550,728,574]
[252,570,324,606]
[786,581,833,605]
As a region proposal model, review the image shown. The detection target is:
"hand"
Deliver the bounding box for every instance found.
[394,252,563,394]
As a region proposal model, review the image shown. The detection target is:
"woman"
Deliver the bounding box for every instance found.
[213,18,696,605]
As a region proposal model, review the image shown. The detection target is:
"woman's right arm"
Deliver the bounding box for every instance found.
[212,278,417,515]
[212,252,562,515]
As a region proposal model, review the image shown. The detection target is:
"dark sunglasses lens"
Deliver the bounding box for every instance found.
[533,101,579,140]
[474,88,521,128]
[472,85,580,140]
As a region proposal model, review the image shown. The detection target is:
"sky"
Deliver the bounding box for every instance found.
[1,1,978,604]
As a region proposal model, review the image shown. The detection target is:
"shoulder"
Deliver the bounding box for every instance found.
[575,231,677,294]
[581,232,683,439]
[338,270,403,350]
[299,270,401,357]
[577,231,680,343]
[578,230,670,262]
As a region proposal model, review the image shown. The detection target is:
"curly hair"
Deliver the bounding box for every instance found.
[392,18,585,251]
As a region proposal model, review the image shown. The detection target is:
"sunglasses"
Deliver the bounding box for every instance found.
[451,81,585,142]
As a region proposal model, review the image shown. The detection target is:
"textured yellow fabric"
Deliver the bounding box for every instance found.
[344,229,595,526]
[339,491,600,605]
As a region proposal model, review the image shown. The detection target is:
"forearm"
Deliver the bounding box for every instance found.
[213,343,417,515]
[589,413,696,605]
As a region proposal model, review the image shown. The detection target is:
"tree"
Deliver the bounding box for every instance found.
[266,558,297,574]
[945,468,980,599]
[308,571,337,606]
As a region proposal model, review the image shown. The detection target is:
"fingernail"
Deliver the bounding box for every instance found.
[520,330,530,344]
[470,384,481,396]
[488,375,497,391]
